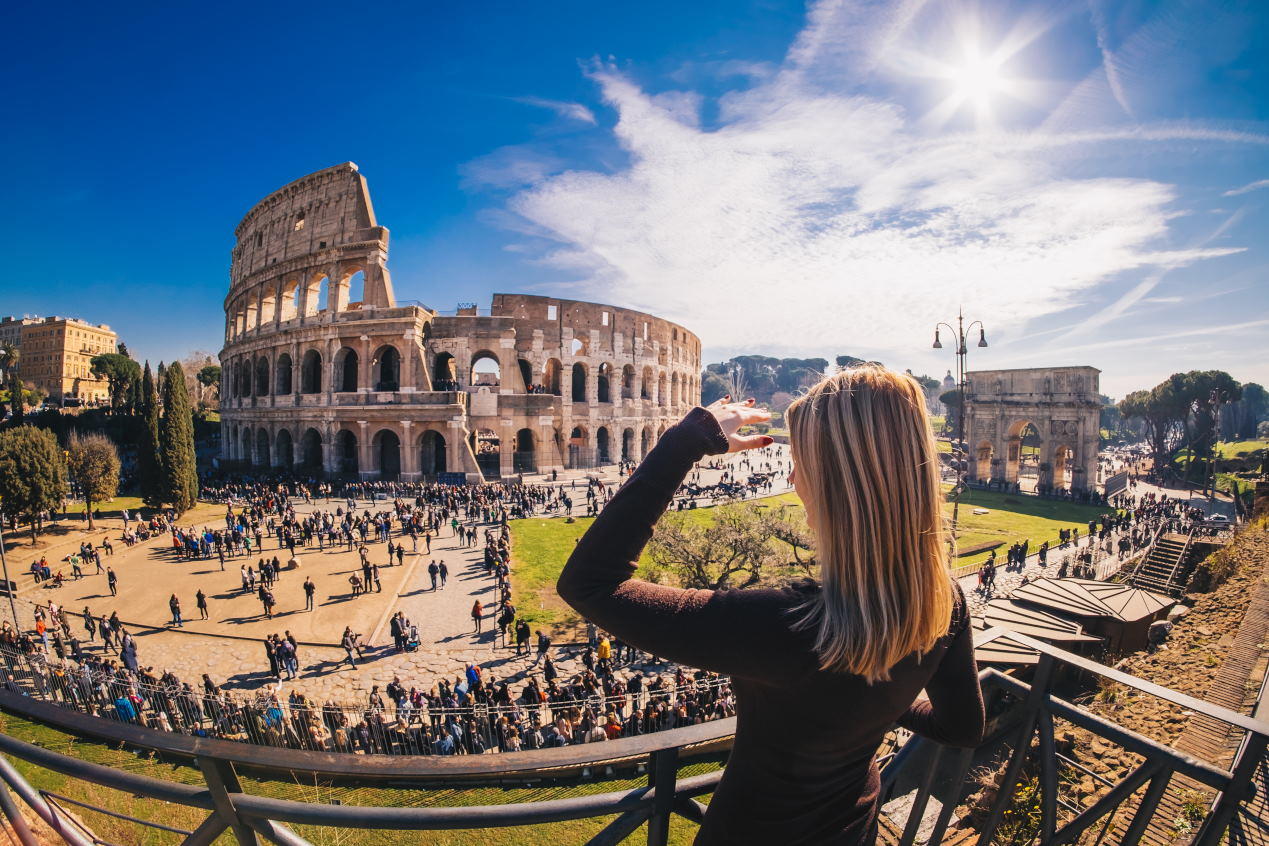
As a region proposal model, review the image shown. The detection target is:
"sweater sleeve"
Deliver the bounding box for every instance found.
[896,588,985,747]
[556,408,799,681]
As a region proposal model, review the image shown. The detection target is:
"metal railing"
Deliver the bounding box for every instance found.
[0,629,1264,846]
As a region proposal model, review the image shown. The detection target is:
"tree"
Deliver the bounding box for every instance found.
[197,363,222,408]
[137,362,164,508]
[159,361,199,514]
[0,426,69,542]
[1119,387,1185,471]
[1221,382,1267,440]
[66,432,120,530]
[700,370,729,405]
[89,352,141,414]
[647,503,782,590]
[1,343,22,423]
[940,389,962,435]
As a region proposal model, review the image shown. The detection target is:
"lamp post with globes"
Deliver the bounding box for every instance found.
[932,309,988,546]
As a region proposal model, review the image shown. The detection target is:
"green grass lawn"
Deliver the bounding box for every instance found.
[1216,439,1269,459]
[510,488,1111,630]
[62,495,146,516]
[0,709,713,845]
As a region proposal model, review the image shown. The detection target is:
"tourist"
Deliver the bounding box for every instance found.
[438,561,448,588]
[471,600,483,633]
[556,379,985,845]
[340,627,358,668]
[303,577,316,611]
[106,568,118,596]
[428,560,439,590]
[196,589,209,620]
[169,594,183,627]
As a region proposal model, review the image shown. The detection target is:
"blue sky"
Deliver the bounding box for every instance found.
[1,0,1265,397]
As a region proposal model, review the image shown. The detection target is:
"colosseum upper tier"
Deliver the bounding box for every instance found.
[219,163,702,481]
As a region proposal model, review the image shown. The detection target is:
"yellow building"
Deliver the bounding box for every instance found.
[6,316,119,405]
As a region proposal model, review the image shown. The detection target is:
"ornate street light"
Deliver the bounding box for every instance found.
[931,308,988,550]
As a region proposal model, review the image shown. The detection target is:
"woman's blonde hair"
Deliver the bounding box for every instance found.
[787,365,952,683]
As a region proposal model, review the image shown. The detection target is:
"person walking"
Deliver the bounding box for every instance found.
[556,381,984,846]
[195,589,209,620]
[438,560,448,589]
[303,577,316,611]
[340,627,358,668]
[169,594,183,627]
[106,568,118,596]
[428,560,439,590]
[471,600,483,633]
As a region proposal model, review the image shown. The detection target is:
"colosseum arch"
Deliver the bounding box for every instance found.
[334,347,359,393]
[220,165,701,482]
[964,367,1101,493]
[372,344,401,391]
[470,350,501,387]
[596,426,612,463]
[571,363,588,403]
[255,429,271,467]
[373,428,401,479]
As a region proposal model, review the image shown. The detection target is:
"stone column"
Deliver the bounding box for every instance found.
[357,420,372,480]
[400,420,417,479]
[359,335,372,393]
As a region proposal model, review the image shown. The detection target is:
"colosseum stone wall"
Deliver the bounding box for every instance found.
[219,163,701,481]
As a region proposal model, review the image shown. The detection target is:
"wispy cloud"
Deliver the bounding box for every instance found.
[1224,178,1269,197]
[514,96,597,125]
[484,0,1260,365]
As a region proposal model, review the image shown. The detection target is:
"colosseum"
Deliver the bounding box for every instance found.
[218,163,702,481]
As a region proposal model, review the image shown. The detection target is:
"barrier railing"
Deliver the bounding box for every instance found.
[0,629,1263,846]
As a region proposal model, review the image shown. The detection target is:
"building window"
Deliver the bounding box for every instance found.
[256,232,263,248]
[643,322,649,339]
[547,305,557,320]
[294,211,305,231]
[601,311,609,326]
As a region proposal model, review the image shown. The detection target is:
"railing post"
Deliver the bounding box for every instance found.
[645,746,678,846]
[197,757,261,846]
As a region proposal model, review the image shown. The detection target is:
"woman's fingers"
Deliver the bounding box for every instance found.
[730,433,775,453]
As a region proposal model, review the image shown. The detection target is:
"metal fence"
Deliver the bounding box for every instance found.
[0,644,733,758]
[0,629,1263,846]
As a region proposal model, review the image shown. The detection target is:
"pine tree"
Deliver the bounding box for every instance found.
[159,361,198,514]
[137,362,164,509]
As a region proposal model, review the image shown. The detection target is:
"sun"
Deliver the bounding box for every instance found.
[944,50,1008,111]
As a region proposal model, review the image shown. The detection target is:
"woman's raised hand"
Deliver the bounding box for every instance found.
[704,396,774,454]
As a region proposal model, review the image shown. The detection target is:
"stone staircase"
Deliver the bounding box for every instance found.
[1130,533,1195,596]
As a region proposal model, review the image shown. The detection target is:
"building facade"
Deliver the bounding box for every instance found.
[0,315,118,404]
[218,163,701,481]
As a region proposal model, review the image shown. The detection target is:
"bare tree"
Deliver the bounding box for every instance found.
[647,503,783,590]
[66,432,120,530]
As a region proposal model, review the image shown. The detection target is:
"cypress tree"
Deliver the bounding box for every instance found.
[137,362,164,508]
[159,361,199,514]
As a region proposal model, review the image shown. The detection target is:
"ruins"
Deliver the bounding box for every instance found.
[218,163,700,481]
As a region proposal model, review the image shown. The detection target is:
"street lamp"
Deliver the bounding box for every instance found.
[931,308,988,549]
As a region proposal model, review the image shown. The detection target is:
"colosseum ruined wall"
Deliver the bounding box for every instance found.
[219,163,701,481]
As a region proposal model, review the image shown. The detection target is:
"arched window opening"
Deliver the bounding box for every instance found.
[568,426,588,469]
[300,429,323,473]
[373,345,400,391]
[570,337,585,356]
[276,429,294,468]
[514,428,536,474]
[255,429,272,467]
[641,428,652,459]
[420,430,447,476]
[275,353,293,395]
[374,429,401,480]
[433,352,457,391]
[596,427,611,464]
[279,280,299,322]
[300,350,322,394]
[543,359,562,395]
[657,373,668,407]
[335,348,359,392]
[571,363,587,403]
[622,428,635,461]
[240,429,252,464]
[621,365,634,400]
[344,270,365,310]
[294,211,305,231]
[517,359,533,393]
[470,352,501,387]
[471,429,501,479]
[254,357,270,397]
[335,430,359,476]
[641,366,652,400]
[597,363,611,403]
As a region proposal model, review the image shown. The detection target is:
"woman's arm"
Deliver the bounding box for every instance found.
[556,403,793,680]
[896,607,985,747]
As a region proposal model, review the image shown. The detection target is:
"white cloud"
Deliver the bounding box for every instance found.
[514,96,597,125]
[490,0,1259,361]
[1224,178,1269,197]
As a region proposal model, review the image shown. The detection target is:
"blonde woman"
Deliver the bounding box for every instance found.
[558,366,984,846]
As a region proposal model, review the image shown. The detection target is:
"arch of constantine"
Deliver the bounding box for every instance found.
[963,366,1101,493]
[218,163,700,481]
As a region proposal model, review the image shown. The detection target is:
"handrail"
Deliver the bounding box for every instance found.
[1161,525,1198,594]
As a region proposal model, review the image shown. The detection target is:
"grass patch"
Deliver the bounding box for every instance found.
[511,488,1110,628]
[61,495,147,516]
[1216,439,1269,459]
